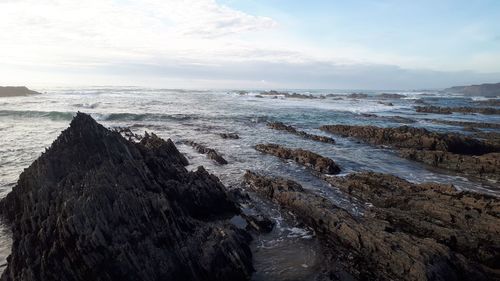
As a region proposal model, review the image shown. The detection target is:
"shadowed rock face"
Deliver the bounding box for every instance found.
[0,113,252,281]
[319,125,500,181]
[244,171,499,281]
[267,122,336,144]
[255,143,341,174]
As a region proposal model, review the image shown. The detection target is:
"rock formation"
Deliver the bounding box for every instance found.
[0,86,41,97]
[181,140,228,165]
[0,113,252,281]
[267,122,336,144]
[244,171,498,281]
[219,133,240,139]
[319,125,500,181]
[424,119,500,129]
[415,106,500,115]
[255,143,341,174]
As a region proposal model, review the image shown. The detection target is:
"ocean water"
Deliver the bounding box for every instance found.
[0,87,499,279]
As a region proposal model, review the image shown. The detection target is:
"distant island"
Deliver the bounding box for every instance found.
[444,82,500,97]
[0,86,41,97]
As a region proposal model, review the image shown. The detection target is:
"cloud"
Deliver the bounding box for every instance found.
[0,0,498,89]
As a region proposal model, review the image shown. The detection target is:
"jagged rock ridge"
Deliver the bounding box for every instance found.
[0,113,252,281]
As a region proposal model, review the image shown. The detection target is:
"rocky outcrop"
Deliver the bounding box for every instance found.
[424,119,500,129]
[399,150,500,181]
[267,122,335,144]
[376,93,405,99]
[319,125,498,155]
[259,90,324,99]
[255,144,341,174]
[319,125,500,181]
[243,171,494,281]
[182,140,228,165]
[444,82,500,97]
[360,114,416,124]
[219,133,240,139]
[0,86,41,97]
[0,113,252,281]
[322,172,500,276]
[415,106,500,115]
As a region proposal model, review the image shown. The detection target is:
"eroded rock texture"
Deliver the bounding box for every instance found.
[415,106,500,115]
[255,143,341,174]
[319,125,500,181]
[0,113,252,281]
[267,122,336,144]
[244,171,499,281]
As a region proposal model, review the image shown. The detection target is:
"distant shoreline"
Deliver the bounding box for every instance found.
[0,86,41,97]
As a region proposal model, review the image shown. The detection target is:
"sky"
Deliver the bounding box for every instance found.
[0,0,499,89]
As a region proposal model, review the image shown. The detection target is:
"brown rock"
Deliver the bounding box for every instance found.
[255,143,341,174]
[267,122,335,144]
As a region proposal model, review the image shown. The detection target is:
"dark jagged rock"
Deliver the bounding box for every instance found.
[113,126,144,142]
[267,122,336,144]
[219,133,240,139]
[319,125,500,181]
[0,86,41,97]
[319,125,499,155]
[322,172,500,271]
[182,140,228,165]
[241,214,274,233]
[243,171,492,281]
[416,106,500,115]
[0,113,252,281]
[255,144,341,174]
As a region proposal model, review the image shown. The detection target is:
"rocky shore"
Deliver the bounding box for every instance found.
[267,122,336,143]
[181,140,228,164]
[255,143,341,174]
[319,125,500,181]
[0,113,253,281]
[243,171,500,281]
[416,106,500,115]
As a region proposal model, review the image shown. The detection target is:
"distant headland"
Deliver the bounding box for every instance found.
[444,82,500,97]
[0,86,41,97]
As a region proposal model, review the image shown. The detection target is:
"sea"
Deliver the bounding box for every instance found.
[0,87,499,280]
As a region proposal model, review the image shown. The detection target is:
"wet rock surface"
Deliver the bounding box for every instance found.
[219,133,240,139]
[255,143,341,174]
[319,125,500,181]
[399,150,500,181]
[424,119,500,129]
[415,106,500,115]
[267,122,336,144]
[244,171,497,281]
[181,140,228,165]
[0,113,252,281]
[319,125,499,155]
